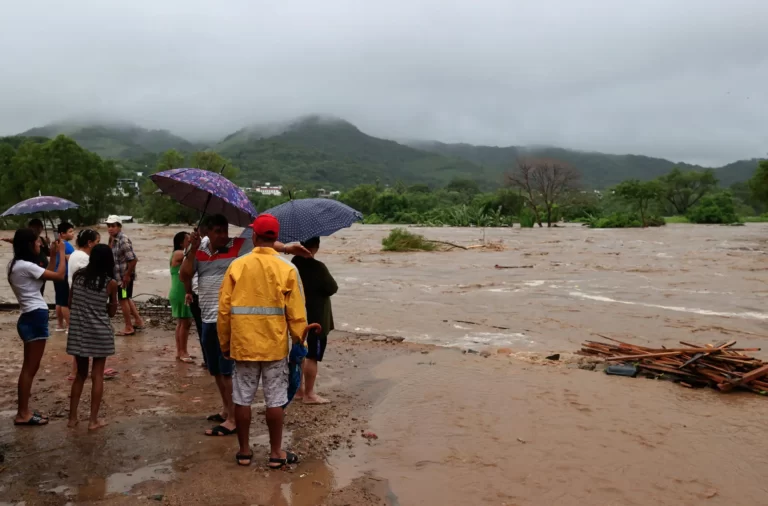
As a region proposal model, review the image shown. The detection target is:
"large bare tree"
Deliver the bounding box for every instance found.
[506,158,580,227]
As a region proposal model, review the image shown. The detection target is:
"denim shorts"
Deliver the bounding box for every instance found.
[201,322,234,376]
[17,308,50,343]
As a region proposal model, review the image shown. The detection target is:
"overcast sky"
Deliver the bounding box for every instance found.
[1,0,766,165]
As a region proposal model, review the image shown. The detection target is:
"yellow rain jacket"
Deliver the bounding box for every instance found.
[218,247,308,362]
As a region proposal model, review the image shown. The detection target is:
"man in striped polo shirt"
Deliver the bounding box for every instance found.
[180,214,310,437]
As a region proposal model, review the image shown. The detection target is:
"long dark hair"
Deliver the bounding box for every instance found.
[73,244,114,292]
[173,231,189,252]
[8,228,40,287]
[76,228,100,248]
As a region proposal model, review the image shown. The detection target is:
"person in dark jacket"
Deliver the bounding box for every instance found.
[291,237,337,404]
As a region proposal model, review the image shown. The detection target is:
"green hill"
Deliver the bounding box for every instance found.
[216,115,493,187]
[21,122,201,160]
[715,159,764,187]
[14,117,761,189]
[410,141,712,188]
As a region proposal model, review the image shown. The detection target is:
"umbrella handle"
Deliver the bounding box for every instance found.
[197,193,213,229]
[195,164,226,228]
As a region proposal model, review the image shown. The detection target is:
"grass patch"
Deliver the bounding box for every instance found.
[664,215,690,224]
[742,216,768,223]
[382,228,437,252]
[586,212,665,228]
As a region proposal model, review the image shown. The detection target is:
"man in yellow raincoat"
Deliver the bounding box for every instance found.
[218,213,318,468]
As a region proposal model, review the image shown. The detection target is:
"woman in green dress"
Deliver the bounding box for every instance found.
[170,232,193,363]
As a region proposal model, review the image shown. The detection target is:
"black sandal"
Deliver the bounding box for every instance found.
[236,452,254,466]
[205,424,236,436]
[268,450,299,469]
[207,413,226,423]
[14,413,49,426]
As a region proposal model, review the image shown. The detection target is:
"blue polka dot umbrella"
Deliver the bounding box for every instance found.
[242,199,363,244]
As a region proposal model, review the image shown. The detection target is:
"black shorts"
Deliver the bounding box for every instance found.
[118,277,135,301]
[53,280,69,307]
[306,334,327,362]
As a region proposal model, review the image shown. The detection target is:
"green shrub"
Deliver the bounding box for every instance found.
[587,212,665,228]
[382,228,436,252]
[364,213,385,224]
[664,215,690,224]
[519,208,536,228]
[686,192,741,224]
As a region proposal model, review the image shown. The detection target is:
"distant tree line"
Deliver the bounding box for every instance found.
[0,135,132,226]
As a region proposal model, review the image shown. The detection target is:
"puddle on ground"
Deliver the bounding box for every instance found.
[252,430,293,447]
[135,406,174,416]
[76,459,174,500]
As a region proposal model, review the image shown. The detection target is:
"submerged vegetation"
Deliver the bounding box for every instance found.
[381,228,437,252]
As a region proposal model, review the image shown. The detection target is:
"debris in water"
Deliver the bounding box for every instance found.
[580,337,768,395]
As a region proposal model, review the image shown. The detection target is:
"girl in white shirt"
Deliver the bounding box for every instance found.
[68,229,100,286]
[8,228,67,426]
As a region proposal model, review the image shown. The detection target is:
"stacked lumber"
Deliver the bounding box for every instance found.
[580,337,768,395]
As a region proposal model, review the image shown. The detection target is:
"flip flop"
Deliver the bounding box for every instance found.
[207,413,226,423]
[205,424,236,436]
[268,450,299,469]
[104,368,118,377]
[235,452,254,466]
[303,397,331,405]
[177,357,194,364]
[14,413,49,426]
[116,331,135,336]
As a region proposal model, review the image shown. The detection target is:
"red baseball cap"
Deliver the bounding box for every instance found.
[250,213,280,239]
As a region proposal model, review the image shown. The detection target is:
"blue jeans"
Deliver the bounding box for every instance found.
[17,309,50,343]
[201,322,233,376]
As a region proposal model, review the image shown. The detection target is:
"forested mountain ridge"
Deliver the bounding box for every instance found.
[14,117,761,189]
[407,140,750,188]
[21,122,203,160]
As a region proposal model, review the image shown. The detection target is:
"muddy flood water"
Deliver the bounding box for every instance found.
[1,223,768,505]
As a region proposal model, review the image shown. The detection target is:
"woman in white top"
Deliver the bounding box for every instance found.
[68,229,100,286]
[8,228,67,426]
[66,229,101,380]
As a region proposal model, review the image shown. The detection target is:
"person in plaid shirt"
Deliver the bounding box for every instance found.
[106,216,144,336]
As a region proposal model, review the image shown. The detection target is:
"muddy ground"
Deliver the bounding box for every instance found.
[0,321,418,506]
[2,223,768,505]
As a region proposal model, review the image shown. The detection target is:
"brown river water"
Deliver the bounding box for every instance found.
[1,223,767,505]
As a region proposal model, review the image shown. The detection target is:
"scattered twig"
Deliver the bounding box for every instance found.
[454,320,510,330]
[426,240,468,250]
[494,264,534,269]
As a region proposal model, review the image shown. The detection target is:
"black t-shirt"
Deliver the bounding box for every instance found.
[37,238,50,268]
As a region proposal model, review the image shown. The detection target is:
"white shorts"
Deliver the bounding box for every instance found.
[232,359,289,408]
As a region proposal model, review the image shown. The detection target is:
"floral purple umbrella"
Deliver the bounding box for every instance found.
[1,195,79,217]
[150,168,257,227]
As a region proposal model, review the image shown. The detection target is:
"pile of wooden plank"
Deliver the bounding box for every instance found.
[580,336,768,395]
